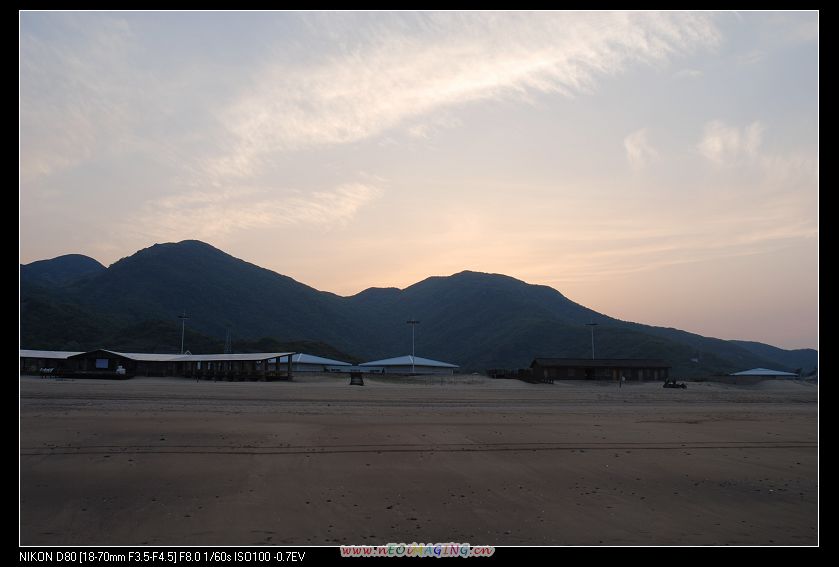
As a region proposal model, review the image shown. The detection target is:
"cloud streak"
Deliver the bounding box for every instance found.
[215,12,720,180]
[698,120,764,164]
[140,182,382,241]
[21,12,721,234]
[624,128,659,170]
[20,16,136,181]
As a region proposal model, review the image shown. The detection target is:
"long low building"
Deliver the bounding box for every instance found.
[530,358,670,381]
[21,349,297,380]
[359,355,459,375]
[20,350,83,374]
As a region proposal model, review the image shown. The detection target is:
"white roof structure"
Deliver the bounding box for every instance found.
[104,351,185,362]
[292,353,351,366]
[178,352,294,362]
[730,367,798,377]
[64,350,295,362]
[20,350,83,359]
[360,355,458,368]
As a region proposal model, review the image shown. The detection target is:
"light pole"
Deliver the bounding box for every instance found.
[224,324,232,354]
[585,322,598,360]
[406,319,420,374]
[178,310,190,354]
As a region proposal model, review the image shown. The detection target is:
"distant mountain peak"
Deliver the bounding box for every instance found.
[143,239,223,254]
[450,269,511,278]
[172,239,219,249]
[22,253,104,269]
[413,269,524,288]
[21,254,106,287]
[111,240,232,266]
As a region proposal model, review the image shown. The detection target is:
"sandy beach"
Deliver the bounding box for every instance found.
[20,375,817,546]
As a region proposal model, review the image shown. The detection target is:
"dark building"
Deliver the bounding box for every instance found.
[530,358,670,382]
[65,349,181,378]
[22,349,296,380]
[19,350,82,375]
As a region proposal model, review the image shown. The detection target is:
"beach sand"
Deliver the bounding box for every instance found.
[20,375,817,546]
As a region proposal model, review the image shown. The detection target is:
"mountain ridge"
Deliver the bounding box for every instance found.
[20,240,817,376]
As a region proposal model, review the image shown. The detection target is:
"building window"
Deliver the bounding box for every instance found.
[95,358,109,369]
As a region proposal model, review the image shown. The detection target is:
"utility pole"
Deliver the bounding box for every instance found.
[406,319,420,374]
[178,311,190,355]
[224,325,232,354]
[585,322,598,360]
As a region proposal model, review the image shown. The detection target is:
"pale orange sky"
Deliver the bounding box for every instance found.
[20,11,818,349]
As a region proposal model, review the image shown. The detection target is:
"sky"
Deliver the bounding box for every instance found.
[19,11,818,349]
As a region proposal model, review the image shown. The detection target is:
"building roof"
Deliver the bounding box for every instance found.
[180,352,294,362]
[20,350,83,359]
[360,355,459,368]
[106,351,186,361]
[66,350,295,362]
[531,358,670,368]
[730,367,798,377]
[292,353,351,366]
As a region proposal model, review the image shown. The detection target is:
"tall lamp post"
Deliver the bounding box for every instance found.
[585,321,598,360]
[406,319,420,374]
[178,310,190,355]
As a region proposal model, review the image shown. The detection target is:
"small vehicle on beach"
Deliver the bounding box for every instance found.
[663,378,687,389]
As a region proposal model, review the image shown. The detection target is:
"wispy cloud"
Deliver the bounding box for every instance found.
[140,182,382,241]
[624,128,659,170]
[21,11,721,234]
[673,68,703,79]
[20,16,136,181]
[786,18,819,44]
[695,119,817,193]
[286,183,383,225]
[20,15,205,184]
[525,194,816,284]
[737,49,765,66]
[406,114,462,140]
[213,12,720,181]
[764,12,819,45]
[697,120,764,165]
